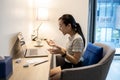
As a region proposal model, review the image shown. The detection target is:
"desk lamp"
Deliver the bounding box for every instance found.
[33,8,49,46]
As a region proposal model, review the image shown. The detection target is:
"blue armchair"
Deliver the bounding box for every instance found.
[55,42,115,80]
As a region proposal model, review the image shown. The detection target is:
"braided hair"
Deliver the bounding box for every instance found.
[59,14,85,47]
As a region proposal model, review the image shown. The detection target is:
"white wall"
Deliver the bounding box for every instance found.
[33,0,89,47]
[0,0,88,56]
[0,0,33,56]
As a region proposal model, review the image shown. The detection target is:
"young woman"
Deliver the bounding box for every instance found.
[46,14,85,80]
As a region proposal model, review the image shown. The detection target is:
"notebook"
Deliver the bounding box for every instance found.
[24,48,48,58]
[17,32,48,58]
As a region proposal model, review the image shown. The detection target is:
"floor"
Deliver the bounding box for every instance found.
[106,56,120,80]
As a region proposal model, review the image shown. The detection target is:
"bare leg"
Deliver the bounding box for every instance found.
[50,66,61,77]
[50,72,61,80]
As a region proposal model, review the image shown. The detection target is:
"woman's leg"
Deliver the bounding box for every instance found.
[50,71,61,80]
[50,66,61,77]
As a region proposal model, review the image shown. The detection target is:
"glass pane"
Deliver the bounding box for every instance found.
[95,0,120,54]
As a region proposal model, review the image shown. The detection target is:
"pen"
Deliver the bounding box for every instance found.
[33,60,48,66]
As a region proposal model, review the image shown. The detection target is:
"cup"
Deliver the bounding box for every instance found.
[36,40,41,46]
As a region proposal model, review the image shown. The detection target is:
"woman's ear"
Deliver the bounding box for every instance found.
[67,23,72,28]
[67,24,72,32]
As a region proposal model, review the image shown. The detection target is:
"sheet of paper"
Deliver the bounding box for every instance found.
[26,58,48,64]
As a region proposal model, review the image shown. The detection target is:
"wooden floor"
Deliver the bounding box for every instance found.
[106,56,120,80]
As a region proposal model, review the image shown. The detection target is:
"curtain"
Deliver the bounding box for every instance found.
[87,0,97,43]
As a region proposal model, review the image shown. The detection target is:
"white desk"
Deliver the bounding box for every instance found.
[9,41,52,80]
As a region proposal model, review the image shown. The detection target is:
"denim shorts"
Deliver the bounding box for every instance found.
[61,60,83,69]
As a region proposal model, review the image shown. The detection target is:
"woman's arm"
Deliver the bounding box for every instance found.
[48,46,82,64]
[64,51,82,64]
[46,39,83,64]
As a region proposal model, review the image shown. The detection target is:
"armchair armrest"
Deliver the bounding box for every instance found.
[55,54,65,67]
[60,64,102,80]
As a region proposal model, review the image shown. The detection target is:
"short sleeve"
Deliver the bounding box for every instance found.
[72,38,84,53]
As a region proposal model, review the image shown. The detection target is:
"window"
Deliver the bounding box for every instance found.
[88,0,120,55]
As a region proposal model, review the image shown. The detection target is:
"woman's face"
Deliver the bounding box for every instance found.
[58,19,70,35]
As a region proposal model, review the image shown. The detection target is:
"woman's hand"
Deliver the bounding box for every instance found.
[48,45,66,55]
[45,39,66,55]
[45,39,56,46]
[48,45,60,54]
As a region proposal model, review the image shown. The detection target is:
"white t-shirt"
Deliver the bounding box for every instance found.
[65,33,84,63]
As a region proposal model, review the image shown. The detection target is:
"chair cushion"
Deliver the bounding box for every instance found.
[82,42,103,66]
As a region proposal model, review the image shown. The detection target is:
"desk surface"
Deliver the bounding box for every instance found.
[9,56,51,80]
[9,41,52,80]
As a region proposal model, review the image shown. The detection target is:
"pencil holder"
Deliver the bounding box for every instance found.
[0,56,13,80]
